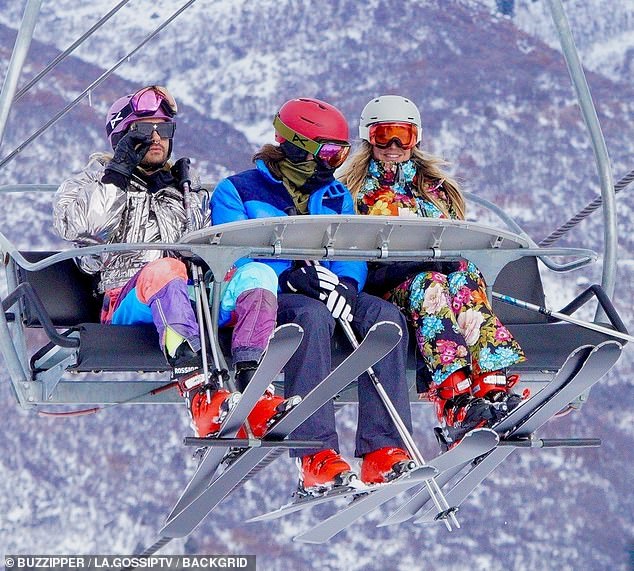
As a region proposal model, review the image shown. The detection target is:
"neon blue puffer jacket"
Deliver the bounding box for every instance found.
[211,159,367,290]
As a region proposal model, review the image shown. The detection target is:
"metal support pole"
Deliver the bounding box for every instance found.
[183,437,324,449]
[0,297,30,407]
[546,0,617,309]
[338,318,459,531]
[499,438,601,448]
[0,0,42,150]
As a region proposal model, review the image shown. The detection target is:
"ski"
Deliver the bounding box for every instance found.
[246,464,438,524]
[166,323,304,521]
[411,340,621,525]
[380,343,596,526]
[159,320,403,538]
[292,427,499,544]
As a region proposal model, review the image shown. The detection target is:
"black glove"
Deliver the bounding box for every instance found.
[323,277,357,322]
[171,157,192,191]
[281,264,339,299]
[102,130,151,187]
[281,264,357,322]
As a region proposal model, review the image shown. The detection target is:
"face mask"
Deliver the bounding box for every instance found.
[302,160,336,192]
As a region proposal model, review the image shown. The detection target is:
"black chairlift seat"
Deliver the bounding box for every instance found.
[15,251,170,374]
[0,216,625,408]
[492,255,626,373]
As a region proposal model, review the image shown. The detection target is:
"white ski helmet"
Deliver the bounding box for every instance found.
[358,95,422,144]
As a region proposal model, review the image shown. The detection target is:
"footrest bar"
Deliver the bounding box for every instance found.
[499,437,601,448]
[183,437,324,448]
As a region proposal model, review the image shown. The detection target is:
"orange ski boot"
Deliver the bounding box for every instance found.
[297,449,358,497]
[360,447,416,484]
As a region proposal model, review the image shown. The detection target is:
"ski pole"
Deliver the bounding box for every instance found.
[178,158,193,232]
[179,170,213,401]
[492,292,633,343]
[338,318,459,531]
[180,170,238,442]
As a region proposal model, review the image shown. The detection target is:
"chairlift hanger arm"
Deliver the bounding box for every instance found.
[0,0,41,150]
[547,0,617,308]
[13,0,133,103]
[0,0,200,171]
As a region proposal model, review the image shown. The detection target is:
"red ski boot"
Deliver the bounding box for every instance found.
[471,370,523,418]
[169,343,241,437]
[360,447,415,484]
[297,449,358,497]
[234,362,300,438]
[431,368,497,448]
[236,386,300,438]
[189,388,242,437]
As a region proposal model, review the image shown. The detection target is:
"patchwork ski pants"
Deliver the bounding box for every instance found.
[101,257,201,353]
[102,258,277,363]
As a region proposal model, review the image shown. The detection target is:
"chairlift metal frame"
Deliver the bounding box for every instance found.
[0,0,627,412]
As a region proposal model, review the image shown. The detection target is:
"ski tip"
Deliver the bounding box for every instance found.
[271,322,305,342]
[405,464,439,482]
[467,427,500,445]
[435,426,499,451]
[275,322,304,335]
[245,511,279,523]
[369,320,403,337]
[293,534,324,545]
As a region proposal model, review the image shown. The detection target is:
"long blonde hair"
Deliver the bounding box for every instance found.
[338,141,466,220]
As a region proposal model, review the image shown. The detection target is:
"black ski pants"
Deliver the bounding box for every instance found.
[277,292,413,458]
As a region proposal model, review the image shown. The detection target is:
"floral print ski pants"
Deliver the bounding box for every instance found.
[388,260,526,386]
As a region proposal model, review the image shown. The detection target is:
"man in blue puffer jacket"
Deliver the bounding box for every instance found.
[212,98,414,496]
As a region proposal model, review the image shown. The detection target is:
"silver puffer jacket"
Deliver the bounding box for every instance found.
[53,152,208,292]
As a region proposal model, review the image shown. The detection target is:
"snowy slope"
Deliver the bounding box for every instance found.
[481,0,634,83]
[1,1,633,570]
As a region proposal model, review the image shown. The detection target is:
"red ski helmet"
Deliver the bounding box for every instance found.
[274,98,349,145]
[105,85,177,149]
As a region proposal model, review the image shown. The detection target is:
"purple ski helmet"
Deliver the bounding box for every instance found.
[105,85,177,149]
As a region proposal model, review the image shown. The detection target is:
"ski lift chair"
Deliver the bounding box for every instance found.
[1,216,627,410]
[1,247,174,407]
[491,255,628,400]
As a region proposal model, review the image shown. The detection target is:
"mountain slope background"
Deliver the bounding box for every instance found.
[0,1,633,569]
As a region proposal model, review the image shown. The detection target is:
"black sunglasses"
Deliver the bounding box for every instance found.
[130,121,176,139]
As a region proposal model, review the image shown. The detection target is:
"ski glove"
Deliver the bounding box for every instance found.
[102,130,151,188]
[171,157,192,191]
[323,278,357,322]
[282,264,340,300]
[281,265,357,322]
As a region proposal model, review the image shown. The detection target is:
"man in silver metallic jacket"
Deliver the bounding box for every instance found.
[53,86,287,438]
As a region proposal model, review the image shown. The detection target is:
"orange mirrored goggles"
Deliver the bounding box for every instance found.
[368,122,418,149]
